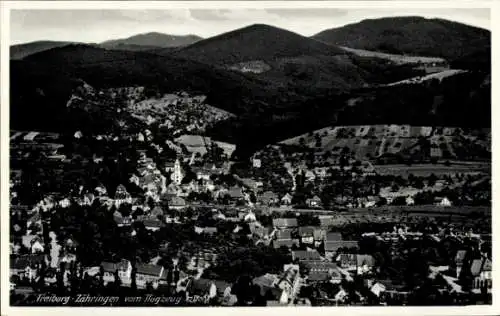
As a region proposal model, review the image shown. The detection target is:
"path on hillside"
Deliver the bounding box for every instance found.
[386,69,466,87]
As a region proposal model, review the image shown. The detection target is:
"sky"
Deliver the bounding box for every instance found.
[10,8,491,45]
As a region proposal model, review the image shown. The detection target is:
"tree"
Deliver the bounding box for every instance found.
[299,137,306,147]
[392,196,407,206]
[428,174,438,187]
[114,269,121,289]
[232,275,253,306]
[131,267,137,293]
[391,183,400,192]
[376,197,387,207]
[414,178,425,189]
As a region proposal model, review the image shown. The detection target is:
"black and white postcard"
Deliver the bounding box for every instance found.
[1,1,497,316]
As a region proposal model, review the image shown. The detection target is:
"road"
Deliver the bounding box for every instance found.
[288,275,303,305]
[48,231,61,268]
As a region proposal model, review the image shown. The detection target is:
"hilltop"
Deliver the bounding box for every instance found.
[10,41,75,60]
[160,24,373,92]
[100,32,202,49]
[169,24,346,64]
[313,17,490,62]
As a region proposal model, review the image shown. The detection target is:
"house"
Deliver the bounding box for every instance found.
[240,178,261,191]
[303,261,342,284]
[113,212,132,227]
[368,283,385,298]
[276,229,293,240]
[168,196,186,210]
[379,280,410,302]
[186,278,232,301]
[306,195,322,208]
[273,229,299,248]
[406,196,415,206]
[150,206,164,218]
[356,254,375,274]
[304,170,316,182]
[26,213,41,231]
[227,186,245,202]
[59,198,71,208]
[114,184,132,206]
[82,193,95,206]
[258,191,279,206]
[244,211,257,222]
[248,224,274,239]
[194,226,218,235]
[192,167,212,181]
[435,197,452,207]
[252,158,262,168]
[10,254,45,281]
[10,242,21,255]
[273,218,298,229]
[186,278,217,300]
[292,250,321,262]
[324,232,359,259]
[318,216,338,228]
[101,259,133,284]
[59,253,77,267]
[22,235,44,254]
[298,226,315,244]
[307,271,330,283]
[165,161,176,173]
[314,168,328,179]
[313,228,327,246]
[470,257,492,293]
[325,232,342,242]
[204,227,218,235]
[141,219,165,231]
[281,193,293,206]
[273,239,299,249]
[159,267,185,287]
[334,288,348,302]
[95,184,108,196]
[136,263,164,288]
[336,254,375,275]
[304,261,337,274]
[360,197,377,208]
[253,274,289,305]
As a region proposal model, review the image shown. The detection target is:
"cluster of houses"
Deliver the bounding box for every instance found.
[128,91,233,135]
[10,179,492,304]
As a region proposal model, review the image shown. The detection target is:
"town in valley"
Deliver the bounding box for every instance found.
[8,8,492,307]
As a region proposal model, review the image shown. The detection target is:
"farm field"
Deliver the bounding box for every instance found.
[339,46,447,65]
[279,125,490,161]
[373,163,490,177]
[386,69,467,86]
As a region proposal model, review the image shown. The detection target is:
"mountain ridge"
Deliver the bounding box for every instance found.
[312,16,490,61]
[168,23,346,65]
[100,32,203,49]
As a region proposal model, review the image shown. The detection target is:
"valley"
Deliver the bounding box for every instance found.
[8,13,492,307]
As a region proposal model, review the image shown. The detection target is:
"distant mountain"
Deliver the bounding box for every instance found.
[313,17,490,61]
[162,24,371,93]
[100,32,202,49]
[169,24,346,65]
[99,43,163,52]
[10,41,75,60]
